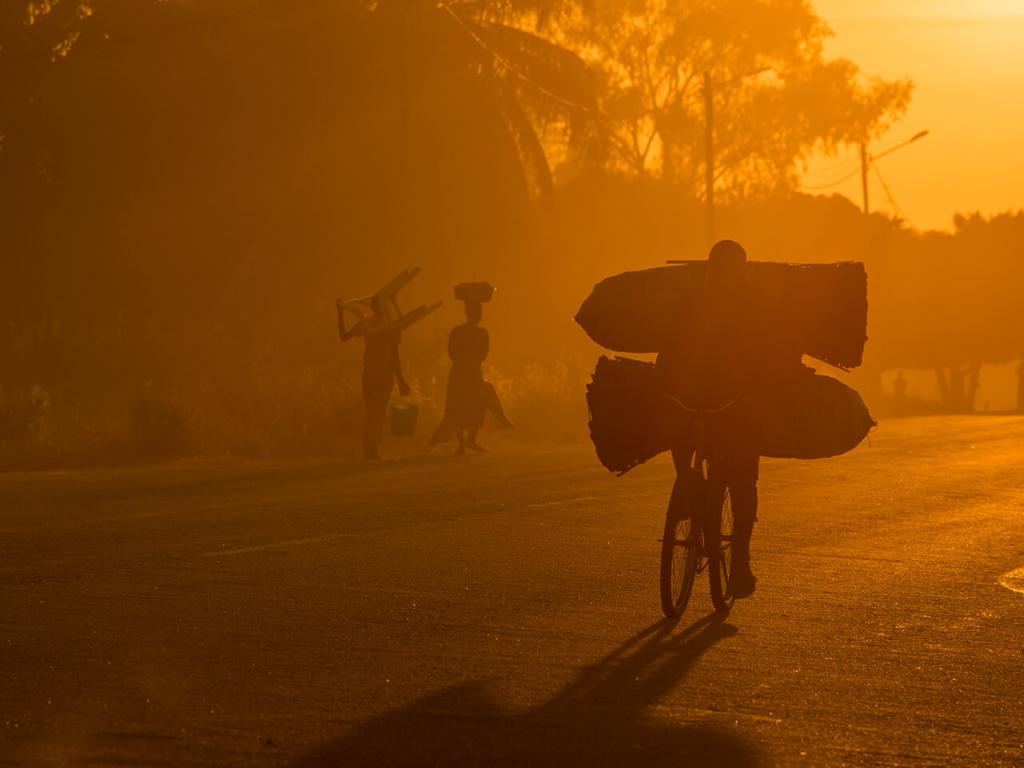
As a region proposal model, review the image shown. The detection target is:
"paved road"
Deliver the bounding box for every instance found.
[2,416,1024,767]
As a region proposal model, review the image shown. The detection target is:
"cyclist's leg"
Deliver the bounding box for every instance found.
[729,449,759,597]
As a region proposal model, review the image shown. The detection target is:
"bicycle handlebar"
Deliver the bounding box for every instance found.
[662,394,751,417]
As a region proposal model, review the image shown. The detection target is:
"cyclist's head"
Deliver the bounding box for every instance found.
[465,300,483,325]
[707,239,747,289]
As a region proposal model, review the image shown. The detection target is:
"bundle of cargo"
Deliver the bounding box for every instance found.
[753,372,875,460]
[575,261,868,370]
[579,260,874,474]
[586,356,670,475]
[585,357,875,474]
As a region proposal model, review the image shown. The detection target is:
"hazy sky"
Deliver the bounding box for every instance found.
[801,0,1024,231]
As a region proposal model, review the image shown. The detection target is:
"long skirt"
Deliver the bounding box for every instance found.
[430,367,504,444]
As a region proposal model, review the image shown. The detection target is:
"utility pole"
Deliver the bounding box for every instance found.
[703,70,715,246]
[860,131,931,216]
[701,66,770,246]
[855,130,928,410]
[860,141,870,215]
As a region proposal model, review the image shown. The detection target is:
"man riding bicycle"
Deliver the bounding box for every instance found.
[656,240,806,598]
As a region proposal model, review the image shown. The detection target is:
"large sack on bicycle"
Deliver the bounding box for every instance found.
[586,356,670,475]
[575,261,868,370]
[753,373,875,459]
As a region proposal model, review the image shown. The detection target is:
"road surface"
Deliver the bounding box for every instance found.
[2,416,1023,767]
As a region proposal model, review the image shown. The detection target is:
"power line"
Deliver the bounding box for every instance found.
[799,164,861,191]
[872,162,914,227]
[801,153,860,179]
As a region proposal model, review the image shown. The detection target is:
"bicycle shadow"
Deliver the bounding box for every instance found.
[292,612,755,767]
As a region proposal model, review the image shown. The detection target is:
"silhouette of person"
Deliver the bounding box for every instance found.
[892,370,907,417]
[429,292,512,454]
[1017,361,1024,413]
[340,296,410,460]
[656,240,805,599]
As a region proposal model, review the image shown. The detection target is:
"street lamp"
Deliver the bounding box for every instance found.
[860,130,930,215]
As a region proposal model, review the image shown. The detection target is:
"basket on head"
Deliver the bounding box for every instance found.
[454,282,494,304]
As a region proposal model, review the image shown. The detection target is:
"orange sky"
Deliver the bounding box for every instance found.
[802,0,1024,231]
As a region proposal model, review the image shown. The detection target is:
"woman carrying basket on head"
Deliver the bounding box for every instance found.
[429,282,513,454]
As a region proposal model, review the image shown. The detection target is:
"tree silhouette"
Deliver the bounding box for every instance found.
[555,0,911,197]
[869,211,1024,411]
[368,0,597,202]
[0,0,598,400]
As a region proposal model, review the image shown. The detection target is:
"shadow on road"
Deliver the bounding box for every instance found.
[294,612,756,767]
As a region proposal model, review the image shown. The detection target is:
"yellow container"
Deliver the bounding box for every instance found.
[389,402,419,437]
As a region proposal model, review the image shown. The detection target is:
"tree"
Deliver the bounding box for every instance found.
[0,0,599,399]
[367,0,596,200]
[554,0,911,197]
[867,211,1024,412]
[1,0,95,149]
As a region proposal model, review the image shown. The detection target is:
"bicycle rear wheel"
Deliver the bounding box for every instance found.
[708,486,736,612]
[660,483,700,618]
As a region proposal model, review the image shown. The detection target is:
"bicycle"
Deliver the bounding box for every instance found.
[659,396,745,619]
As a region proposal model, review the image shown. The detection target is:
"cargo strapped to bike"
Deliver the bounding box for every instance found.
[586,356,670,475]
[586,356,876,474]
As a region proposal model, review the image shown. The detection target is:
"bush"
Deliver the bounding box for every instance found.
[0,385,51,443]
[131,390,194,457]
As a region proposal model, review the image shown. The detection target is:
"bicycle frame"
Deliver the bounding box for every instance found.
[659,395,745,617]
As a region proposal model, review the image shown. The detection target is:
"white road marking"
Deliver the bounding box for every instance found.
[525,494,662,509]
[998,567,1024,595]
[201,533,351,558]
[525,496,607,509]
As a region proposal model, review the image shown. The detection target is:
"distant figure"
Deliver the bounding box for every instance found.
[1018,361,1024,413]
[657,240,806,599]
[430,283,513,454]
[340,296,410,460]
[892,370,907,417]
[361,305,411,460]
[337,269,441,460]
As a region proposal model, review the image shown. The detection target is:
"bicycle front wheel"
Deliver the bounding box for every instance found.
[708,486,736,613]
[660,495,700,619]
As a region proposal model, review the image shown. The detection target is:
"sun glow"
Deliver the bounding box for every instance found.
[816,0,1024,19]
[803,0,1024,230]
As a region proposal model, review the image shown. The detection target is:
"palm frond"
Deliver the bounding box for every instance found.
[489,69,556,197]
[471,20,596,114]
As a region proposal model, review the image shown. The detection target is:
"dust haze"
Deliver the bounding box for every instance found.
[2,0,1019,466]
[3,3,1024,766]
